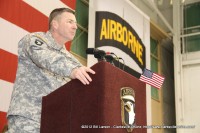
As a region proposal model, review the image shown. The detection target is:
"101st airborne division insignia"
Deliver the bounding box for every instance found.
[120,87,135,132]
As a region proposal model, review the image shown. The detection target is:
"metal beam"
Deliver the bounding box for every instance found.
[77,24,88,33]
[81,0,89,6]
[173,1,184,133]
[181,31,200,38]
[144,0,174,34]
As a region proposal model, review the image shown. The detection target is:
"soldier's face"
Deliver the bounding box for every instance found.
[55,12,77,42]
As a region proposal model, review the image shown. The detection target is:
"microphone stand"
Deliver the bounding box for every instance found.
[119,57,125,70]
[109,53,120,68]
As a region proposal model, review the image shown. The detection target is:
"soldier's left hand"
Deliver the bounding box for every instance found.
[70,66,95,85]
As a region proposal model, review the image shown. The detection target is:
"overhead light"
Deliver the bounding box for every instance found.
[170,0,173,5]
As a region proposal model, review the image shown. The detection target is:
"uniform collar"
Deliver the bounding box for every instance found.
[46,31,64,51]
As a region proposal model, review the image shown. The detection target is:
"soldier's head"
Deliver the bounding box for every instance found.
[49,8,77,42]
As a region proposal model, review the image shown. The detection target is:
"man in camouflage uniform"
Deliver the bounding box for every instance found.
[6,8,95,133]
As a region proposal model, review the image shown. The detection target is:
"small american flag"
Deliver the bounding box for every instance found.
[139,68,165,89]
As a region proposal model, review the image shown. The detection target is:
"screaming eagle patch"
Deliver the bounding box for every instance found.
[121,87,135,132]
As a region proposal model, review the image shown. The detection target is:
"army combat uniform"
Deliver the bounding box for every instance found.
[6,31,82,133]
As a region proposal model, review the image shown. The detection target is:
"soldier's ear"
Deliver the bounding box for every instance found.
[52,20,59,30]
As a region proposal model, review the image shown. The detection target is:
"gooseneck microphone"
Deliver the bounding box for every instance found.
[106,52,120,67]
[86,48,125,70]
[104,55,115,65]
[86,48,106,60]
[106,52,125,70]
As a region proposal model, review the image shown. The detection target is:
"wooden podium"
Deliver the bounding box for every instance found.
[40,62,147,133]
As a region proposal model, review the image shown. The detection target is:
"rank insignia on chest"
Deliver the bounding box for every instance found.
[35,39,44,46]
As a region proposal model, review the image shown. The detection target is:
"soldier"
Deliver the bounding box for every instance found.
[6,8,95,133]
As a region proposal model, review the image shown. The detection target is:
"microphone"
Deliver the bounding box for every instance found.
[86,48,104,54]
[104,55,115,65]
[86,48,106,60]
[106,52,125,70]
[106,52,120,67]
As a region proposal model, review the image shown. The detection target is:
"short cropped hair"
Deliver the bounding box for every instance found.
[48,8,75,30]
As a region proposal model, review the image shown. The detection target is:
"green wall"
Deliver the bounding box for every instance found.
[71,0,89,59]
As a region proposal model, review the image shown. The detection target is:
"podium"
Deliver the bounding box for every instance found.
[40,62,147,133]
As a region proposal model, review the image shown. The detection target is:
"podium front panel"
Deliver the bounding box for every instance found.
[41,62,147,133]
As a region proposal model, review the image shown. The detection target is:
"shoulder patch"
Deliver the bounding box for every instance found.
[35,39,44,46]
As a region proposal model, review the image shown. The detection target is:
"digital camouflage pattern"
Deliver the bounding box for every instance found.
[7,31,82,131]
[6,115,40,133]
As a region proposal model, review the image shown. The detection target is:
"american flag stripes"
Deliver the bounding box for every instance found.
[139,68,165,89]
[0,0,76,131]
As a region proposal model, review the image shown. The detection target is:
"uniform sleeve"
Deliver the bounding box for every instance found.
[21,34,82,77]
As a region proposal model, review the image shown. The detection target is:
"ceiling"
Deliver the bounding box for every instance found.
[130,0,200,33]
[129,0,200,51]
